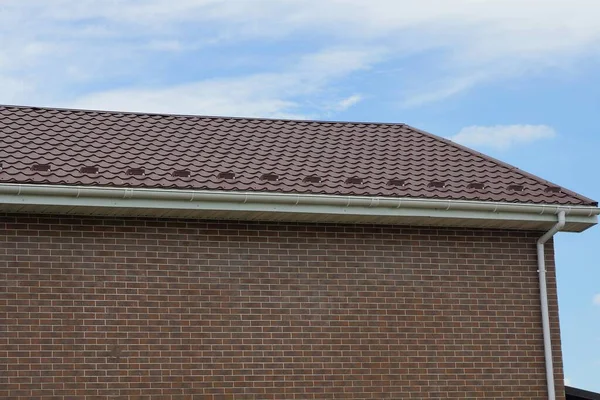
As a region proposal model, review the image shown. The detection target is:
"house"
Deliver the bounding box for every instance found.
[1,104,598,399]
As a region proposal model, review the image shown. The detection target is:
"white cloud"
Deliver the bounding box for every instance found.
[3,0,600,109]
[68,81,302,119]
[593,293,600,306]
[0,76,34,104]
[449,125,557,150]
[334,94,363,111]
[565,377,572,386]
[401,73,488,108]
[67,48,379,118]
[28,0,600,59]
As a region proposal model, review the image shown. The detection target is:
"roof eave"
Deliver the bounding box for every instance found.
[0,183,597,232]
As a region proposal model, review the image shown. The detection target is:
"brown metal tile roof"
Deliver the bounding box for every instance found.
[0,105,596,206]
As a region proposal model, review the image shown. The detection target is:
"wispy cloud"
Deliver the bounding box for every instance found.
[67,48,379,118]
[333,94,363,111]
[0,76,32,104]
[401,73,488,108]
[3,1,600,110]
[449,124,557,151]
[593,293,600,306]
[565,377,572,386]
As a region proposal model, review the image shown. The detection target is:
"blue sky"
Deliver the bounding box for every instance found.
[1,0,599,391]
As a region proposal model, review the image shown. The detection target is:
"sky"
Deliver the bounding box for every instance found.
[1,0,599,392]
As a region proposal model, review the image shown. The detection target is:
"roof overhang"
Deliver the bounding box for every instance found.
[0,183,597,232]
[566,386,600,400]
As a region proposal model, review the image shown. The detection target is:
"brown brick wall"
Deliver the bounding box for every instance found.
[0,215,565,399]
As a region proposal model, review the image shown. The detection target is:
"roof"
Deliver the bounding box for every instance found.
[0,104,596,206]
[566,386,600,400]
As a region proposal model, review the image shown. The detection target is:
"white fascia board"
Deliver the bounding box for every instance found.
[0,183,597,231]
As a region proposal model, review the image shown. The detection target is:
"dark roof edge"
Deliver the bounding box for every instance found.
[405,124,598,207]
[0,103,408,126]
[566,386,600,400]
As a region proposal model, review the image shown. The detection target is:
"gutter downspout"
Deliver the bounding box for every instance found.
[537,210,566,400]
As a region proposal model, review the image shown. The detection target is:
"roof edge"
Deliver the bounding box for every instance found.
[404,124,598,207]
[566,386,600,400]
[0,103,408,126]
[0,183,597,232]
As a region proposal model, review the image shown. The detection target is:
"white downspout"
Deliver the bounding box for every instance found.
[537,210,566,400]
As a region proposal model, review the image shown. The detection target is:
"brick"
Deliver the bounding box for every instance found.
[0,214,564,399]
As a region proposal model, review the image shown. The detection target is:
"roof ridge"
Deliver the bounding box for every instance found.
[0,103,407,126]
[405,124,598,206]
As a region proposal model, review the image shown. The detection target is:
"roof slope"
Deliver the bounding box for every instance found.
[0,105,596,206]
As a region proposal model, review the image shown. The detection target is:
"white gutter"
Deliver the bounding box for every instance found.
[537,210,566,400]
[0,183,597,231]
[0,183,598,214]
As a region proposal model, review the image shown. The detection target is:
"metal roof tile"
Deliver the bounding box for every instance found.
[0,104,596,206]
